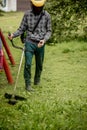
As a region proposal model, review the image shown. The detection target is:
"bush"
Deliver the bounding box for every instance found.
[45,0,87,43]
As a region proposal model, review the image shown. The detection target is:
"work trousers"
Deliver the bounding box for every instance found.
[24,41,45,86]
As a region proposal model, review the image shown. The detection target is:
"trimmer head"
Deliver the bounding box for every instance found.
[5,93,26,100]
[4,93,27,105]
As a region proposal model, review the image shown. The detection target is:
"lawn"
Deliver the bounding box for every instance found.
[0,12,87,130]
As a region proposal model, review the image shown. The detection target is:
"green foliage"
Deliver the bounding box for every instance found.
[45,0,87,43]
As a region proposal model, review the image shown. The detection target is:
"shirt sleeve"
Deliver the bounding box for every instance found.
[13,12,28,38]
[44,13,52,42]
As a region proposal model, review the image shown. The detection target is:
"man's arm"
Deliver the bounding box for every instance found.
[13,13,28,38]
[8,12,28,40]
[38,13,52,48]
[44,13,52,43]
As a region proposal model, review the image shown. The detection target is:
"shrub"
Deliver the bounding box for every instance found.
[45,0,87,43]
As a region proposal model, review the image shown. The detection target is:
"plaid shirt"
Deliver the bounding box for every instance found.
[13,9,52,42]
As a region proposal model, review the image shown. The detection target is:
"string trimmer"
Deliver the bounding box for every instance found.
[4,33,26,105]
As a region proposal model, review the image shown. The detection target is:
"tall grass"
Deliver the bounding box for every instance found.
[0,12,87,130]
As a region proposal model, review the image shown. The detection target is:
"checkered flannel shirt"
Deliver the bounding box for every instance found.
[13,9,52,43]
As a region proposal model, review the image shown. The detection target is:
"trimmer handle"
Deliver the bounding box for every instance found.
[8,32,23,50]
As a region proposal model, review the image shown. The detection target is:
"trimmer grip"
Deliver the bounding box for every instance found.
[8,32,23,50]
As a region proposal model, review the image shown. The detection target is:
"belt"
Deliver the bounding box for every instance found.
[29,39,39,44]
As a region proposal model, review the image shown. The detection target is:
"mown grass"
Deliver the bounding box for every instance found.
[0,12,87,130]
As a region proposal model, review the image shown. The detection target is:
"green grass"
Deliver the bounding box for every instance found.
[0,12,87,130]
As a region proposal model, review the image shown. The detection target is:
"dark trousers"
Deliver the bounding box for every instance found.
[24,41,45,86]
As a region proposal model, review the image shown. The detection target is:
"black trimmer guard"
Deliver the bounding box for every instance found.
[4,93,27,105]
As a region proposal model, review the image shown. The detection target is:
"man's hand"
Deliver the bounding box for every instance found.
[38,40,45,48]
[8,33,14,40]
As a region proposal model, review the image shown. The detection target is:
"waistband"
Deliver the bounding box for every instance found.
[26,39,39,44]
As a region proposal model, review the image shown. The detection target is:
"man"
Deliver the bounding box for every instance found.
[8,0,52,91]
